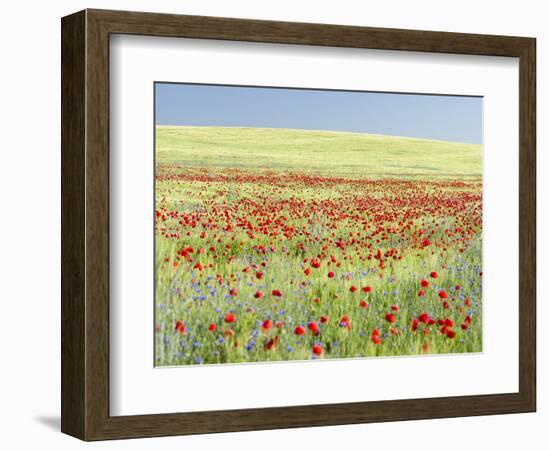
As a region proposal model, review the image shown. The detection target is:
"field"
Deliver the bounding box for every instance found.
[155,126,483,366]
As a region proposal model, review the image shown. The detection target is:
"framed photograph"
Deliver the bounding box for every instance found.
[61,9,536,440]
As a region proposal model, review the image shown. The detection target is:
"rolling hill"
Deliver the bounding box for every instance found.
[155,126,482,179]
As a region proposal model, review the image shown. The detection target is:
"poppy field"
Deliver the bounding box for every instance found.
[155,126,482,366]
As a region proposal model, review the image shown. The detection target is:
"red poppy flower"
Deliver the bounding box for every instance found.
[385,313,395,323]
[412,318,419,331]
[308,321,320,334]
[312,344,323,355]
[362,286,373,293]
[419,313,430,324]
[294,325,305,336]
[224,313,236,323]
[430,271,439,278]
[208,323,217,332]
[359,300,369,308]
[320,315,329,323]
[175,320,186,333]
[262,319,273,330]
[328,271,335,278]
[438,290,448,299]
[254,291,263,299]
[446,329,456,339]
[418,289,426,297]
[420,279,429,288]
[350,285,357,293]
[229,288,238,297]
[272,289,283,297]
[371,335,382,345]
[256,271,264,279]
[390,304,399,312]
[304,268,311,276]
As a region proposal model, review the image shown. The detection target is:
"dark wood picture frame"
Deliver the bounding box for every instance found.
[61,8,536,441]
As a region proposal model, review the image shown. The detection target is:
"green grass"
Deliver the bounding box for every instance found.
[156,126,482,179]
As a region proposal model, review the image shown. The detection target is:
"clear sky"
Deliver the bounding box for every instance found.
[155,83,482,144]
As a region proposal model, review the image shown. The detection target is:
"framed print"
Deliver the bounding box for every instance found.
[61,9,536,440]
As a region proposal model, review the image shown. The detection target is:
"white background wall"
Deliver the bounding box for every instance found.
[0,0,546,448]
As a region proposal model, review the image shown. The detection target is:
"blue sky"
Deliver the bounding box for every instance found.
[155,83,482,144]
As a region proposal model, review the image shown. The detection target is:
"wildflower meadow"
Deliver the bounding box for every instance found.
[155,126,482,366]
